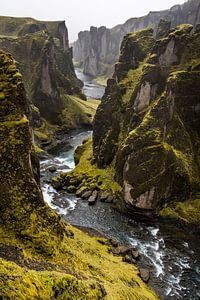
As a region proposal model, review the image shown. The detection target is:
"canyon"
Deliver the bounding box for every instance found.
[0,1,200,299]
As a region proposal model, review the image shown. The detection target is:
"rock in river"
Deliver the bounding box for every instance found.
[88,190,98,205]
[139,268,150,283]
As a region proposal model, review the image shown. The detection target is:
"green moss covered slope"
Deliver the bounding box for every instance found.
[65,23,200,228]
[0,16,96,137]
[0,51,158,299]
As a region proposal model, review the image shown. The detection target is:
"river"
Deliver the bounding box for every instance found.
[40,70,200,300]
[75,68,105,99]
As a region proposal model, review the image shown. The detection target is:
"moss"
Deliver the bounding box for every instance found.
[129,28,154,56]
[160,193,200,226]
[67,185,76,193]
[95,76,107,87]
[34,144,44,154]
[61,95,100,129]
[0,91,5,100]
[0,17,87,128]
[34,118,59,144]
[0,259,105,300]
[120,63,144,104]
[0,224,159,300]
[61,139,122,197]
[168,24,193,37]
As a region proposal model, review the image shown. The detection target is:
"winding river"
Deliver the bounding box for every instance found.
[75,68,105,99]
[41,70,200,300]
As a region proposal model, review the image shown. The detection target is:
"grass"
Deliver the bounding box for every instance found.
[62,95,100,128]
[0,223,159,300]
[61,138,122,196]
[120,63,144,104]
[160,194,200,226]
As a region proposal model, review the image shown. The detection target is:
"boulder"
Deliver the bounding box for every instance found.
[131,249,140,259]
[51,179,64,190]
[48,165,57,173]
[88,190,98,205]
[76,188,86,197]
[105,195,114,203]
[109,239,119,248]
[99,191,110,202]
[139,268,150,283]
[122,255,136,264]
[81,190,93,199]
[112,246,130,256]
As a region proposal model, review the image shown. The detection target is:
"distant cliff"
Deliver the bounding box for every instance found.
[73,0,200,77]
[0,16,89,130]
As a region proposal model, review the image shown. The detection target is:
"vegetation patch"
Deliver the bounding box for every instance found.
[54,138,122,198]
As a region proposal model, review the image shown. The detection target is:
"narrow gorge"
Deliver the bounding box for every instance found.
[0,0,200,299]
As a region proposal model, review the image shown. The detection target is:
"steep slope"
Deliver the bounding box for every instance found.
[0,50,158,300]
[73,0,200,78]
[0,16,94,131]
[63,23,200,228]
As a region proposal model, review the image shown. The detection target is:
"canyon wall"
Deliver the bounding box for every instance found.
[73,0,200,77]
[0,16,86,128]
[63,22,200,227]
[92,22,200,222]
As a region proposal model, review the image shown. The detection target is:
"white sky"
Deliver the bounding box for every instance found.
[1,0,186,42]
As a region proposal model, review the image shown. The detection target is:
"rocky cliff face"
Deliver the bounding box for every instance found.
[57,22,200,226]
[91,23,200,224]
[0,49,63,247]
[74,26,119,77]
[0,16,85,127]
[73,0,200,77]
[0,50,158,300]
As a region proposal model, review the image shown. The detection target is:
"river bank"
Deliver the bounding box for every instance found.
[75,68,105,99]
[40,129,200,300]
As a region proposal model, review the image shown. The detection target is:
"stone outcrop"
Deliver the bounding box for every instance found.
[73,0,200,77]
[0,16,85,127]
[0,49,64,245]
[91,24,200,225]
[0,50,158,300]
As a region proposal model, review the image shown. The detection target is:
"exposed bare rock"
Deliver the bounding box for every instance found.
[88,190,98,205]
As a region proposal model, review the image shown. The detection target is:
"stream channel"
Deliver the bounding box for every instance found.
[40,69,200,300]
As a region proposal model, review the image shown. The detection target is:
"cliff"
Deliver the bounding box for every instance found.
[73,0,200,78]
[0,16,96,134]
[62,23,200,228]
[0,50,158,299]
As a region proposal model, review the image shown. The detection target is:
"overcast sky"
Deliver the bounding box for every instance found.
[2,0,186,42]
